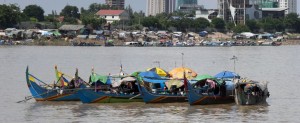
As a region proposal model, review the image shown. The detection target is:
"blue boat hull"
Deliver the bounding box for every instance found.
[187,82,234,105]
[137,83,187,103]
[26,68,79,101]
[76,88,143,103]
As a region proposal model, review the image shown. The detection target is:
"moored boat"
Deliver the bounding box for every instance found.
[76,72,142,103]
[186,74,235,105]
[25,66,80,101]
[137,71,187,103]
[234,79,270,105]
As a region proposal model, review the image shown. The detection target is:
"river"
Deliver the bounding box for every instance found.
[0,46,299,122]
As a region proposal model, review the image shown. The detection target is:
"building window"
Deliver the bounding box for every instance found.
[105,16,107,18]
[112,16,114,18]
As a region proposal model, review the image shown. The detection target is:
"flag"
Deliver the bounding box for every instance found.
[184,71,188,91]
[55,65,68,87]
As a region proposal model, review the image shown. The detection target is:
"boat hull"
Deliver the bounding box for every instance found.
[76,88,143,103]
[187,82,234,105]
[234,81,269,105]
[26,72,79,101]
[137,84,187,103]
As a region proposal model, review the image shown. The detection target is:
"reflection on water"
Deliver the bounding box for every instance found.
[24,101,270,122]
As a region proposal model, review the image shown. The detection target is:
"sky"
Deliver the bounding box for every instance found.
[1,0,300,15]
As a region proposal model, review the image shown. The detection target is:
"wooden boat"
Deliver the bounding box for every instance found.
[137,77,187,103]
[234,79,270,105]
[186,74,235,105]
[76,73,143,103]
[25,66,80,101]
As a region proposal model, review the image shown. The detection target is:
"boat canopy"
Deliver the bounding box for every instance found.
[214,71,240,79]
[89,73,112,84]
[142,77,167,89]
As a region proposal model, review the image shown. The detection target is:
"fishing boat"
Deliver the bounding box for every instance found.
[76,71,143,103]
[137,71,187,103]
[137,78,187,103]
[25,66,81,101]
[234,79,270,105]
[186,74,235,105]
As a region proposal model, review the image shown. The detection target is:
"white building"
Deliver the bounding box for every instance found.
[96,10,129,23]
[195,9,218,22]
[147,0,166,16]
[278,0,297,14]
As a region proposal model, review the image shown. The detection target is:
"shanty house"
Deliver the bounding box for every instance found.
[58,25,85,37]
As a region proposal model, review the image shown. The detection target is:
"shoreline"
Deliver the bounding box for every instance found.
[1,38,300,46]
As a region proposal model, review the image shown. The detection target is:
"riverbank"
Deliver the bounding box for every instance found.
[2,38,298,46]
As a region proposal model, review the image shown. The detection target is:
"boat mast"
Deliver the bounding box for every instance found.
[231,55,238,73]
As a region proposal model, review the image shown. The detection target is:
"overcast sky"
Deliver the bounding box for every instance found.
[2,0,299,14]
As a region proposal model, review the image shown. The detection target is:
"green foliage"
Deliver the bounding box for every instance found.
[194,17,210,31]
[260,17,285,32]
[211,18,225,29]
[246,20,260,32]
[82,16,106,29]
[226,22,235,31]
[0,4,21,29]
[23,5,44,21]
[284,13,299,32]
[141,16,160,29]
[60,5,80,19]
[29,17,38,23]
[60,5,80,24]
[233,24,250,33]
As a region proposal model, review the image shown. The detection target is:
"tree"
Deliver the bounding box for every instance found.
[23,5,45,21]
[284,13,299,32]
[141,16,159,30]
[194,17,210,31]
[246,20,260,32]
[82,16,106,29]
[60,5,80,19]
[233,24,250,33]
[211,18,225,30]
[0,4,21,29]
[226,22,235,32]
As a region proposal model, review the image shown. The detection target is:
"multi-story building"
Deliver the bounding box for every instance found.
[218,0,249,25]
[147,0,176,16]
[278,0,297,14]
[106,0,125,9]
[147,0,166,16]
[165,0,176,14]
[176,0,198,10]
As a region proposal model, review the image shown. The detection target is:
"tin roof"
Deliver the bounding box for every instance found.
[59,25,85,31]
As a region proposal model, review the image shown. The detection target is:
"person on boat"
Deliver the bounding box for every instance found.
[206,79,216,94]
[68,78,75,89]
[219,80,226,97]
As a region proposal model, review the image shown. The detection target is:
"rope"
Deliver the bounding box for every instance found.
[16,88,79,103]
[29,73,50,86]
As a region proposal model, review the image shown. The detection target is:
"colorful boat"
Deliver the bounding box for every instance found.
[76,72,142,103]
[234,79,270,105]
[186,74,235,105]
[25,66,80,101]
[137,71,187,103]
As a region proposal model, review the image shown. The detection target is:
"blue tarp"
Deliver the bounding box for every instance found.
[214,71,240,79]
[139,71,162,79]
[142,78,166,83]
[142,77,167,89]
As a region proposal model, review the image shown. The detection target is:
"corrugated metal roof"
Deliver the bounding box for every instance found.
[59,25,85,31]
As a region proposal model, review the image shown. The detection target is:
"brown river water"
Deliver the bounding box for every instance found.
[0,46,299,122]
